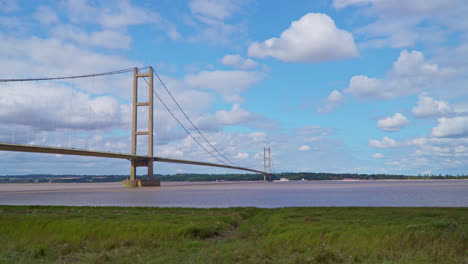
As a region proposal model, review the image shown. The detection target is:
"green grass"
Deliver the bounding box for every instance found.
[0,206,466,263]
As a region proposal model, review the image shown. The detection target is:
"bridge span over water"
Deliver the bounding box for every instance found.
[0,143,265,174]
[0,67,272,186]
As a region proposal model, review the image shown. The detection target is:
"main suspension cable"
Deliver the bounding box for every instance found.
[0,67,144,83]
[141,76,229,166]
[153,70,242,168]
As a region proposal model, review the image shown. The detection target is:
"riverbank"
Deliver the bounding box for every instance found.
[1,206,466,263]
[2,172,466,184]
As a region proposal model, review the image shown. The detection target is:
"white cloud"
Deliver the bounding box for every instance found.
[184,70,266,97]
[299,145,311,151]
[166,22,183,40]
[248,13,358,63]
[344,75,389,99]
[0,83,130,132]
[0,34,137,98]
[234,152,249,159]
[327,90,344,102]
[392,50,444,77]
[63,0,179,41]
[101,2,159,28]
[189,0,240,20]
[51,25,131,49]
[344,50,453,100]
[65,0,99,24]
[249,132,267,142]
[64,0,157,27]
[374,134,468,174]
[412,94,453,118]
[317,90,345,113]
[69,0,160,28]
[432,116,468,138]
[369,136,397,148]
[34,6,59,25]
[215,104,252,125]
[221,54,258,70]
[455,145,468,154]
[372,153,384,159]
[224,94,245,104]
[377,113,409,132]
[214,104,276,130]
[333,0,374,9]
[334,0,467,48]
[186,0,246,43]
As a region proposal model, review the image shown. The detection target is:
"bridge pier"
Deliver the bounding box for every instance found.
[123,158,160,187]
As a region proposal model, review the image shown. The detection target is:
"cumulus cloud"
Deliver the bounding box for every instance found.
[0,33,137,98]
[299,145,311,151]
[392,50,447,77]
[248,13,358,63]
[215,104,276,130]
[412,94,453,118]
[317,90,345,113]
[327,90,345,102]
[372,153,384,159]
[344,75,389,99]
[216,104,252,125]
[369,136,397,148]
[344,50,453,100]
[377,113,409,132]
[0,83,130,132]
[432,116,468,138]
[221,54,258,70]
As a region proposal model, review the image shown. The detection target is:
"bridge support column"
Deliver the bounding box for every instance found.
[123,158,160,187]
[123,66,160,187]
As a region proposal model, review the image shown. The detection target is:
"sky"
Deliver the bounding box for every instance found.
[0,0,467,176]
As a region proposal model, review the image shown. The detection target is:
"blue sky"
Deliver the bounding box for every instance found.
[0,0,467,176]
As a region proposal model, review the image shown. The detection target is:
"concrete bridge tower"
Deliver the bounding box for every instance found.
[123,67,160,187]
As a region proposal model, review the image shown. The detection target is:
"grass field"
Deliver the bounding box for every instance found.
[0,206,466,263]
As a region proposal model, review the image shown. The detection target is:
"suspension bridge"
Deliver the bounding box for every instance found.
[0,67,272,187]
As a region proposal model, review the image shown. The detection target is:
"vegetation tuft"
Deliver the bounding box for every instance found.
[0,206,466,263]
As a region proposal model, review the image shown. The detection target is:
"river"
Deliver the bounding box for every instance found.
[0,180,466,207]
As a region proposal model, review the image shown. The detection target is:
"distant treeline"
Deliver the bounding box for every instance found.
[1,172,467,183]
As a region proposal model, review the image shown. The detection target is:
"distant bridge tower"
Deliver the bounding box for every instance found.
[123,67,160,187]
[264,147,271,181]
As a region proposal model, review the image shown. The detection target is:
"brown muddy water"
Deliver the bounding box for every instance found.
[0,180,466,207]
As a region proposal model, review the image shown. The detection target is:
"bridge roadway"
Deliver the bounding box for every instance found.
[0,143,265,174]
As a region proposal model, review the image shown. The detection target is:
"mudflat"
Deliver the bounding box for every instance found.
[0,180,467,207]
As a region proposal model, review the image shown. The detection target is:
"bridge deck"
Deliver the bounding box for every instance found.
[0,143,265,174]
